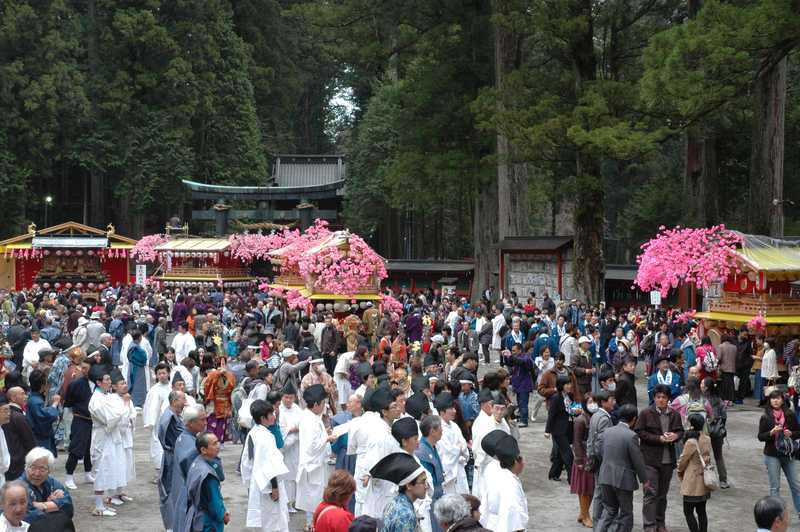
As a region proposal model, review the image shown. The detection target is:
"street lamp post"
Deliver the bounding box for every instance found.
[44,195,53,227]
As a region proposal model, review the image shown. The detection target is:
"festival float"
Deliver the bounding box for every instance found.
[263,220,393,316]
[635,226,800,342]
[0,222,136,294]
[133,228,259,290]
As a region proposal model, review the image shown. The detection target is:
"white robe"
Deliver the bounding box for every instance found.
[278,403,302,504]
[347,411,378,516]
[470,410,510,499]
[143,382,172,468]
[22,338,50,375]
[89,389,130,492]
[361,419,400,519]
[294,408,330,513]
[241,424,290,531]
[333,351,355,403]
[171,332,196,365]
[109,393,137,485]
[439,419,469,494]
[410,451,436,532]
[481,465,528,532]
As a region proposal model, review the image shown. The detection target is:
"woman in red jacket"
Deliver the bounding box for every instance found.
[313,470,357,532]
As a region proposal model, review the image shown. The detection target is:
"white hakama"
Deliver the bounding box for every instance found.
[241,424,290,531]
[294,408,330,514]
[89,389,130,492]
[278,403,302,504]
[143,382,171,469]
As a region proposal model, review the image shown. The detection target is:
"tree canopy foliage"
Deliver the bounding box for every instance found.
[2,0,799,302]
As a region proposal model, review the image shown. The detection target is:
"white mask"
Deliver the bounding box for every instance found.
[607,382,617,392]
[617,345,625,352]
[587,402,598,413]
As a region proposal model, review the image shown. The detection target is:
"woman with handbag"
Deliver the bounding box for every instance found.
[677,414,714,532]
[702,377,729,488]
[570,393,596,528]
[758,387,800,517]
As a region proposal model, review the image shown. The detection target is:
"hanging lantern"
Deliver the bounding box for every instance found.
[76,250,83,256]
[55,250,62,256]
[76,283,83,289]
[87,282,95,289]
[43,282,50,289]
[43,250,50,256]
[87,250,94,256]
[54,283,61,290]
[65,283,73,289]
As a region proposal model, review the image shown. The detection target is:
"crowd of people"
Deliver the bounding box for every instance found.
[0,284,794,531]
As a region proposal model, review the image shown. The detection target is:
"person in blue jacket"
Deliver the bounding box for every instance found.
[676,328,696,383]
[26,369,60,456]
[647,355,682,404]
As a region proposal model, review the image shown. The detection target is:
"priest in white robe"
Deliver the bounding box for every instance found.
[433,392,469,494]
[481,432,528,532]
[294,384,337,529]
[241,399,290,531]
[347,386,379,516]
[360,386,403,519]
[143,363,172,476]
[109,370,137,497]
[88,368,131,516]
[278,383,302,511]
[470,389,510,500]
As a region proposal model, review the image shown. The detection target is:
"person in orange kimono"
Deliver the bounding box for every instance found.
[203,355,236,443]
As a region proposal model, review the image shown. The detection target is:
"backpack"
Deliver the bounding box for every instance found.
[684,397,708,430]
[701,349,719,374]
[640,332,655,356]
[230,379,249,428]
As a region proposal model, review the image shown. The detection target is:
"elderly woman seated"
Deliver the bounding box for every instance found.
[20,447,74,529]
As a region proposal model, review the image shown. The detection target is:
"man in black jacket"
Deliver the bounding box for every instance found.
[635,384,684,532]
[616,357,638,409]
[63,357,94,489]
[2,387,34,481]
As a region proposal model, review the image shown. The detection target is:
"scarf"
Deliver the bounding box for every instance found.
[773,408,786,442]
[656,369,673,386]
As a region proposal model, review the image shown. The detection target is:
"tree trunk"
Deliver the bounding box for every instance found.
[494,0,530,241]
[748,56,787,237]
[684,126,719,226]
[472,178,499,300]
[569,0,604,304]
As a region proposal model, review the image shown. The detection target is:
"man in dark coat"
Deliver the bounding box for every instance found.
[596,404,650,532]
[615,357,638,409]
[3,387,34,481]
[63,357,94,489]
[635,384,684,532]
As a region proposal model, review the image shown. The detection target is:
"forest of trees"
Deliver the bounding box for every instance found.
[1,0,799,302]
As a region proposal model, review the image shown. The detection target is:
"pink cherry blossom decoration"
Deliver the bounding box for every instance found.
[635,225,741,297]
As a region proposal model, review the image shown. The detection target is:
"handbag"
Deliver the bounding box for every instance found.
[707,417,727,440]
[696,442,720,491]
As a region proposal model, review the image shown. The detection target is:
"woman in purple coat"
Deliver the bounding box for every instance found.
[503,341,535,428]
[172,294,189,326]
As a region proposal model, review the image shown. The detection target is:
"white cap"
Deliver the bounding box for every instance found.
[578,336,591,345]
[281,347,298,358]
